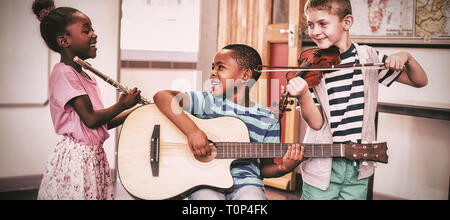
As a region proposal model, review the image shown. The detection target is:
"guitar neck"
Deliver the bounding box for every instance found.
[214,142,344,159]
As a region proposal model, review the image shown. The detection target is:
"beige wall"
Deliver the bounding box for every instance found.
[120,68,202,100]
[375,113,449,200]
[373,46,450,200]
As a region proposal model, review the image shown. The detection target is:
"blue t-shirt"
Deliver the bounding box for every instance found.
[186,91,280,189]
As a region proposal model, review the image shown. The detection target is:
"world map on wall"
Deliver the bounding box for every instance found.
[349,0,449,38]
[350,0,415,36]
[415,0,449,38]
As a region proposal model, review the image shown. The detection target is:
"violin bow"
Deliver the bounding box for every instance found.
[257,63,386,73]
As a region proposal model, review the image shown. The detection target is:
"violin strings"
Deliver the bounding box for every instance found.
[256,65,386,73]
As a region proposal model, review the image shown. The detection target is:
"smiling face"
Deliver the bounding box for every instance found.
[64,12,98,59]
[209,49,249,98]
[306,8,353,52]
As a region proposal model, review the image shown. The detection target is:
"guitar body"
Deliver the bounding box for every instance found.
[117,104,251,200]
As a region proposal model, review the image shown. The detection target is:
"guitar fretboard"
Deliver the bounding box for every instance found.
[214,142,344,159]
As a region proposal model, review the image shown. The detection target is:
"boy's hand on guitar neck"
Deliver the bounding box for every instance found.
[187,128,212,157]
[279,144,305,173]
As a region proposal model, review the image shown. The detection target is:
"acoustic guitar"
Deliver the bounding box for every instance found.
[117,104,388,200]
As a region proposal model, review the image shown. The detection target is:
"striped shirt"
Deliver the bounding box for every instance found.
[187,91,280,189]
[309,43,401,144]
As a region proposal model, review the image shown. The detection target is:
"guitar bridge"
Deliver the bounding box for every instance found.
[150,124,160,177]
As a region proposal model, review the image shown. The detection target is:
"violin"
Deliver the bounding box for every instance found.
[259,46,385,119]
[293,45,341,88]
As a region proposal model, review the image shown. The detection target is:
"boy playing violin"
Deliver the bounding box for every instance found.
[285,0,428,200]
[154,44,305,200]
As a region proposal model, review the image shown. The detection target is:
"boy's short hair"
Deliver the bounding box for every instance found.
[222,44,262,85]
[304,0,352,20]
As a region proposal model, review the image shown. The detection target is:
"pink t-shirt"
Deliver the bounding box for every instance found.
[49,63,110,146]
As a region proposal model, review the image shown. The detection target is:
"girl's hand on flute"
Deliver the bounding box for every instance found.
[119,87,141,110]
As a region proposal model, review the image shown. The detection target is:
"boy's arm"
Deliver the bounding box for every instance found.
[386,52,428,88]
[153,90,211,157]
[298,90,324,130]
[285,77,324,130]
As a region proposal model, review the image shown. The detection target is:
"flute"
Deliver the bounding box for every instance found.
[73,56,151,105]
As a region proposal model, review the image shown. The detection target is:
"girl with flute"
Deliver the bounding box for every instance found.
[33,0,141,200]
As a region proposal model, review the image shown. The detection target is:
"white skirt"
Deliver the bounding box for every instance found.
[38,136,114,200]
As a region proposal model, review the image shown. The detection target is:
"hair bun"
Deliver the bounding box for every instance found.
[32,0,55,21]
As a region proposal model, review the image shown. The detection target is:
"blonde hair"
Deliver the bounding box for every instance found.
[304,0,352,20]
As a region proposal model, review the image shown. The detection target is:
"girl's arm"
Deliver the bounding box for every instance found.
[386,52,428,88]
[70,88,141,129]
[107,108,134,130]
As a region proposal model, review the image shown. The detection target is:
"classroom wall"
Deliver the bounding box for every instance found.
[375,113,449,200]
[0,0,121,185]
[120,68,202,99]
[373,46,450,200]
[377,47,450,108]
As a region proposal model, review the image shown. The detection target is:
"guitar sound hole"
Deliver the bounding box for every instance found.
[194,146,218,163]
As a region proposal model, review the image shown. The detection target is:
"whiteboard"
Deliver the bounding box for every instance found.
[0,0,49,105]
[120,0,200,53]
